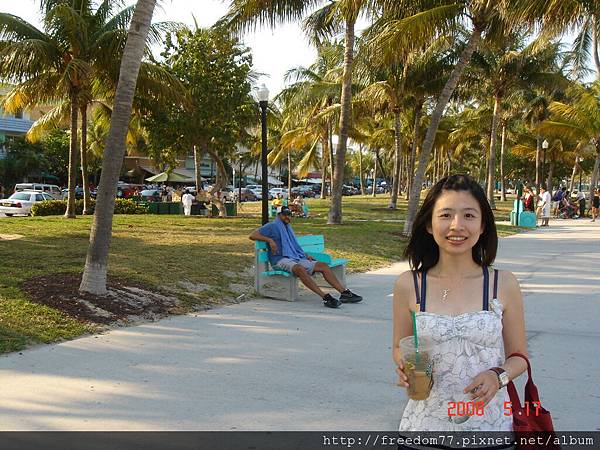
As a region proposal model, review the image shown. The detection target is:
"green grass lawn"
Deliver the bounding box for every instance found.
[0,194,522,354]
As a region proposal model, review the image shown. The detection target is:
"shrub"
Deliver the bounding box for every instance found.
[31,198,148,216]
[114,198,149,214]
[31,200,68,216]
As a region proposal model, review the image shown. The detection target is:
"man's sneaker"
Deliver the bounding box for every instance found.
[323,294,341,308]
[340,290,363,303]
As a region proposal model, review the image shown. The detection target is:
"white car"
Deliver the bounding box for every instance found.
[245,184,264,200]
[269,187,289,199]
[0,191,55,216]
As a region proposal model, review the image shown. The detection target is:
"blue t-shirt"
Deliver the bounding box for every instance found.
[259,222,284,266]
[259,221,306,266]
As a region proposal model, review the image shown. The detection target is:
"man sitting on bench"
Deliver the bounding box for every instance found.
[249,206,363,308]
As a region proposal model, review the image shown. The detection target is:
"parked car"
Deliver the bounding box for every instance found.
[61,187,84,200]
[269,187,289,199]
[14,183,62,200]
[342,184,359,196]
[139,189,162,202]
[290,185,316,198]
[0,191,54,216]
[245,184,265,200]
[234,187,259,202]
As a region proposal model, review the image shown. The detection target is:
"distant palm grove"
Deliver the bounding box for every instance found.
[1,1,599,293]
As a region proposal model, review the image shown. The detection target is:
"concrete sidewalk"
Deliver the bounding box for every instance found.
[1,219,599,431]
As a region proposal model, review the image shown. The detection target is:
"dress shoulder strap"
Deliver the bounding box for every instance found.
[482,266,489,311]
[411,270,427,312]
[482,267,500,311]
[493,268,499,299]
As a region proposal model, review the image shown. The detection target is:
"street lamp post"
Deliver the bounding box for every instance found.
[258,84,269,225]
[542,139,549,187]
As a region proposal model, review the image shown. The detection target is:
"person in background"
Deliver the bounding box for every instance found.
[291,194,307,217]
[272,193,284,208]
[576,190,586,218]
[0,184,5,200]
[538,185,551,227]
[591,188,599,222]
[551,186,565,217]
[249,206,363,308]
[182,189,194,216]
[523,186,535,212]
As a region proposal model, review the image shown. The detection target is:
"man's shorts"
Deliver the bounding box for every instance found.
[274,257,317,275]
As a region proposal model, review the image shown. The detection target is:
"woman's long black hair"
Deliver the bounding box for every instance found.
[404,174,498,272]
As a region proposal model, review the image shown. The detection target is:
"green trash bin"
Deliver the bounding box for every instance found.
[157,202,170,214]
[211,202,237,216]
[170,202,182,214]
[225,202,237,216]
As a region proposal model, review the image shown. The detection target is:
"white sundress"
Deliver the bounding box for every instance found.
[399,269,513,432]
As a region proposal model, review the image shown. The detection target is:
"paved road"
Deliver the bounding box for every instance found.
[0,219,598,431]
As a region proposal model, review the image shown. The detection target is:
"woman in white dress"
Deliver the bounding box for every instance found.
[392,174,528,446]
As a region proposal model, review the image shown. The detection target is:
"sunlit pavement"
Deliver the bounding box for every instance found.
[0,219,598,431]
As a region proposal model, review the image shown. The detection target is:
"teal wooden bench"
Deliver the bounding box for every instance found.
[254,234,347,301]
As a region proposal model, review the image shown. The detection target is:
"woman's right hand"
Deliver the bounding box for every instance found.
[396,362,409,388]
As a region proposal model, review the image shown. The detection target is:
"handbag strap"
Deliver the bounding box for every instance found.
[507,352,542,406]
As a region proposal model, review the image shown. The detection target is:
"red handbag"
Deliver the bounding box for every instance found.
[506,352,560,449]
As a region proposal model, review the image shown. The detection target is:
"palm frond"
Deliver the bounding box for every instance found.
[26,101,71,142]
[0,13,48,41]
[222,0,322,35]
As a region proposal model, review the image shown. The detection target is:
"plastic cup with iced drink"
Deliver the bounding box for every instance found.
[399,336,434,400]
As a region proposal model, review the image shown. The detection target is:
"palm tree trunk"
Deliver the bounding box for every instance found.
[372,150,378,197]
[328,19,355,224]
[80,104,91,215]
[193,144,202,193]
[80,0,157,295]
[403,28,482,234]
[535,135,541,199]
[321,137,328,199]
[328,120,334,197]
[593,16,600,78]
[569,158,577,194]
[547,160,554,196]
[206,143,229,217]
[500,123,507,202]
[389,108,402,209]
[486,96,501,209]
[287,149,292,198]
[65,88,79,219]
[590,144,600,202]
[407,98,423,200]
[358,143,365,195]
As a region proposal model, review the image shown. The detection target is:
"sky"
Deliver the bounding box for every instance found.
[0,0,319,97]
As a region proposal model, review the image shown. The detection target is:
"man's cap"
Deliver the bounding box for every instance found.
[277,206,292,215]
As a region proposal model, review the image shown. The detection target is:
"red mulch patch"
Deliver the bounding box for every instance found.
[21,273,181,325]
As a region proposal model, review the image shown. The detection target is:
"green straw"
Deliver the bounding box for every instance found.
[411,310,420,363]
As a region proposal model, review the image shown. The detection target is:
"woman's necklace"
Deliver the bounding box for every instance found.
[441,288,450,302]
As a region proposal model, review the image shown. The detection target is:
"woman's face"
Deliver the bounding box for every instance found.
[427,189,484,256]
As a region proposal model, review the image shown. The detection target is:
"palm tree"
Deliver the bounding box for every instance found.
[515,0,600,78]
[79,0,157,295]
[223,0,374,224]
[370,0,520,233]
[463,34,564,207]
[1,1,177,217]
[275,40,345,197]
[539,81,600,202]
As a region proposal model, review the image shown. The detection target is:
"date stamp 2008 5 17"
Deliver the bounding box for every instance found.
[448,401,542,418]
